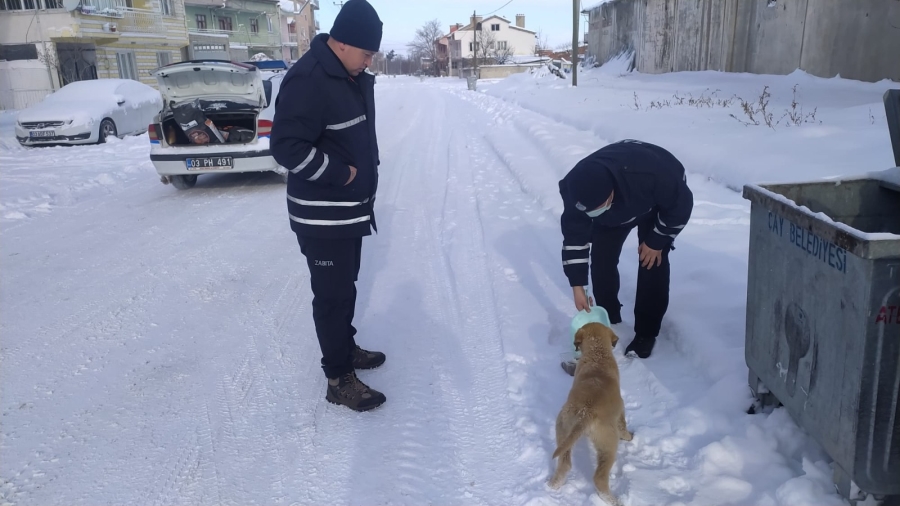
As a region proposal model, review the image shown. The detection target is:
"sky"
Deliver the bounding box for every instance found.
[281,0,596,56]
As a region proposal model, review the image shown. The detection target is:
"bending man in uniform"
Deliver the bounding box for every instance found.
[559,140,693,369]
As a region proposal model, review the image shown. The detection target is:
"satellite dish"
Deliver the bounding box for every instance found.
[62,0,81,12]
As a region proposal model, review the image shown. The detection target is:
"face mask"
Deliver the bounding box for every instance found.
[586,204,611,218]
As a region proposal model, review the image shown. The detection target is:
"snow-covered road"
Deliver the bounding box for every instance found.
[2,72,876,505]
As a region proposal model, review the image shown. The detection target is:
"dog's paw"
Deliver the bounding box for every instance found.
[548,475,566,490]
[621,430,633,442]
[597,492,622,506]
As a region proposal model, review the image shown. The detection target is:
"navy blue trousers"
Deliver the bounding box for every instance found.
[590,212,671,339]
[297,235,362,379]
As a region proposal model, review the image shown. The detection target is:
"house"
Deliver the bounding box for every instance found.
[0,0,190,109]
[446,14,535,70]
[279,0,317,62]
[183,0,281,62]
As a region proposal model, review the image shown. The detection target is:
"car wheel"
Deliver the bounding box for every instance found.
[170,175,197,190]
[99,119,117,143]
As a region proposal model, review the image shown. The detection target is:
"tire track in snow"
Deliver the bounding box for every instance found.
[412,85,530,502]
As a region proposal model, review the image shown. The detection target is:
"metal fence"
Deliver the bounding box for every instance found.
[0,89,52,111]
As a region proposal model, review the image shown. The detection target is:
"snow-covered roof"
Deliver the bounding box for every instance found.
[452,14,536,35]
[584,0,615,11]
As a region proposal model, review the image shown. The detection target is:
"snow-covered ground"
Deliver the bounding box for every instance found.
[1,63,896,506]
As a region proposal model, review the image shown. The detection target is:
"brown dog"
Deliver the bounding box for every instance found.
[549,322,633,503]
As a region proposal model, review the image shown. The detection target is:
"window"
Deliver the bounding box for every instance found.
[160,0,172,16]
[491,23,500,31]
[263,79,272,105]
[498,41,507,50]
[195,14,206,29]
[267,15,273,33]
[218,16,232,31]
[116,50,138,80]
[287,22,296,34]
[250,18,258,33]
[156,51,171,67]
[43,0,62,8]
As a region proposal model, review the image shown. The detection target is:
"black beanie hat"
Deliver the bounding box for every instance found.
[330,0,383,52]
[567,161,616,211]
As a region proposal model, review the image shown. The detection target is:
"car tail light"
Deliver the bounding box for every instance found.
[258,119,272,138]
[148,124,160,144]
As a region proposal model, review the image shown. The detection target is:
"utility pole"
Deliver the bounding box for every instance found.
[34,8,56,90]
[471,10,477,79]
[572,0,579,86]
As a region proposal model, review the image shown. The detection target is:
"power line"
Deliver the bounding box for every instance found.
[479,0,514,17]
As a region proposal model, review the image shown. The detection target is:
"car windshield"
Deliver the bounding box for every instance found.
[47,81,121,103]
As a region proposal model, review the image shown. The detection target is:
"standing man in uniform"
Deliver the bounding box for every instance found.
[271,0,386,411]
[559,140,693,369]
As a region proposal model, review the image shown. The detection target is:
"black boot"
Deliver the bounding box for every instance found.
[352,344,386,370]
[625,335,656,358]
[326,371,386,412]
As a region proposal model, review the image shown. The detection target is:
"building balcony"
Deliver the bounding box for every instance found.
[78,0,164,34]
[190,27,280,47]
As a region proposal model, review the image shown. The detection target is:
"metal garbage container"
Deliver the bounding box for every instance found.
[742,90,900,504]
[466,76,477,91]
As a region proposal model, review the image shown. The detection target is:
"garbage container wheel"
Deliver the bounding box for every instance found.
[746,370,782,415]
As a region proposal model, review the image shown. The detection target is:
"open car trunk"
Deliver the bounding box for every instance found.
[153,61,265,147]
[160,110,258,147]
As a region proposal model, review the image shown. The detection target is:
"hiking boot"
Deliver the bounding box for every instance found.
[625,334,656,359]
[326,371,386,412]
[352,344,386,370]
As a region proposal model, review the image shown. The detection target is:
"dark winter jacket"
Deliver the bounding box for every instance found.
[559,140,693,287]
[271,33,380,238]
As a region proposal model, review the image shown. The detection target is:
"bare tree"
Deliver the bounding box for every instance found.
[476,28,515,65]
[407,19,443,76]
[534,29,550,56]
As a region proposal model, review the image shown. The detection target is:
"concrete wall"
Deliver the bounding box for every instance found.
[478,64,542,79]
[585,0,900,83]
[799,0,900,84]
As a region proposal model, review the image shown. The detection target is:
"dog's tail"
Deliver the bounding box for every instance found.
[552,416,586,459]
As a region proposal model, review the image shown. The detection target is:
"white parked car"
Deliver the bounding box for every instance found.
[15,79,163,147]
[148,60,285,190]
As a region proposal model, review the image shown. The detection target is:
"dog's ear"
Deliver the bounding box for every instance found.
[610,328,619,348]
[574,326,585,351]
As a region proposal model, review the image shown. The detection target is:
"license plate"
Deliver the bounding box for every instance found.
[185,157,233,171]
[30,130,55,138]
